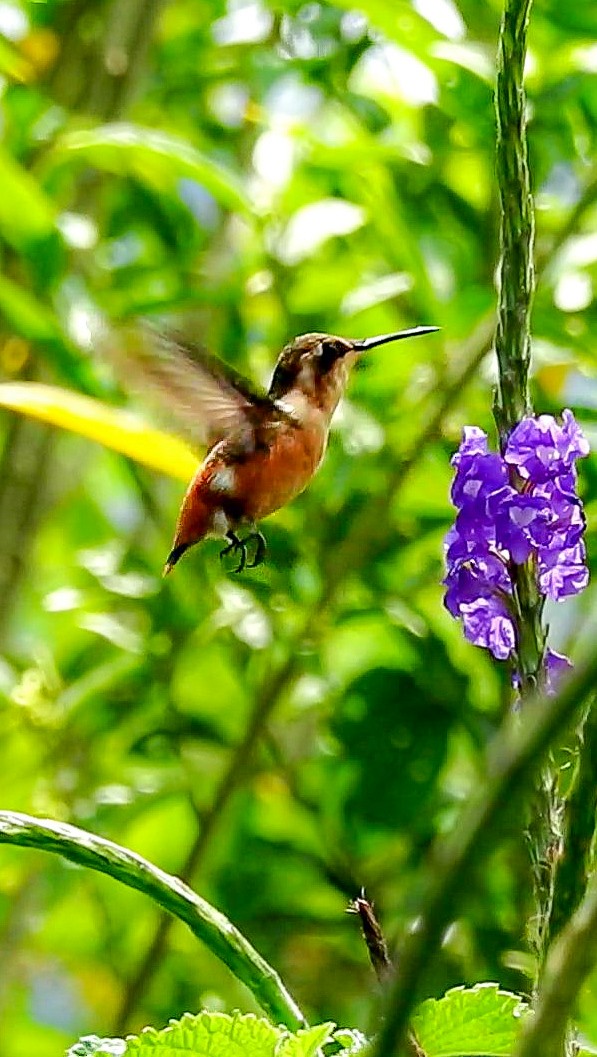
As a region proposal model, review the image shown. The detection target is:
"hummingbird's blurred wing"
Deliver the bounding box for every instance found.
[108,324,294,450]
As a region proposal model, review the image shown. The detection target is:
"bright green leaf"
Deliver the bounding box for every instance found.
[0,36,33,82]
[0,382,198,480]
[333,1028,370,1055]
[0,274,61,340]
[69,1014,336,1057]
[0,144,56,248]
[278,1022,335,1057]
[45,123,251,215]
[412,984,528,1057]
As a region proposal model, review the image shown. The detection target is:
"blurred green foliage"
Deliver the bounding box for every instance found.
[0,0,596,1053]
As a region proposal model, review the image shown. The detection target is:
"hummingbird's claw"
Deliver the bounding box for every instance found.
[220,531,246,573]
[244,531,267,569]
[220,530,266,573]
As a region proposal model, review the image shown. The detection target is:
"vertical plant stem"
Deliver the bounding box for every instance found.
[514,868,597,1057]
[494,0,534,433]
[494,0,542,688]
[548,705,597,945]
[493,0,565,984]
[369,651,597,1057]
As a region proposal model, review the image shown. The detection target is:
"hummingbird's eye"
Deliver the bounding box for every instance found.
[319,338,348,372]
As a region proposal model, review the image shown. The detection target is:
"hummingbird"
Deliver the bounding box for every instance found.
[118,324,439,574]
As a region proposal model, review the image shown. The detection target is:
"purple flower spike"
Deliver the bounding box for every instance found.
[444,411,589,674]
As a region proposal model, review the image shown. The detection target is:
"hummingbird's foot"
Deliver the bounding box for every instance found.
[220,531,247,573]
[243,531,266,569]
[219,530,266,573]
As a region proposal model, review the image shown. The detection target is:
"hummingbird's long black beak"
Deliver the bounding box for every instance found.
[351,326,440,352]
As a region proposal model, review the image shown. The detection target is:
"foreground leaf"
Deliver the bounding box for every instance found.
[411,984,528,1057]
[0,382,197,480]
[68,1012,335,1057]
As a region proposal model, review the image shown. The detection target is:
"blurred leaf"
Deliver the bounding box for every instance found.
[0,273,61,339]
[412,984,528,1057]
[0,37,33,82]
[331,664,451,833]
[0,382,197,479]
[45,124,251,216]
[0,144,56,249]
[333,1027,370,1055]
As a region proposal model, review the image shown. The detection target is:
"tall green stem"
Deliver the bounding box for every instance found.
[369,646,597,1057]
[494,0,534,431]
[494,0,543,690]
[493,0,564,982]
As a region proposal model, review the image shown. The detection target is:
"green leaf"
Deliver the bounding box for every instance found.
[73,1012,335,1057]
[0,273,61,340]
[0,382,198,480]
[333,1027,370,1055]
[278,1022,335,1056]
[411,984,528,1057]
[45,123,251,215]
[0,144,56,249]
[125,1012,279,1055]
[0,36,33,82]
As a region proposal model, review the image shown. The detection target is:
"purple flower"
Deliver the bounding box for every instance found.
[443,546,512,617]
[460,597,516,660]
[545,649,573,694]
[505,408,590,483]
[533,479,585,548]
[451,426,489,462]
[488,486,551,563]
[512,649,573,695]
[451,449,508,514]
[537,541,589,600]
[444,410,589,672]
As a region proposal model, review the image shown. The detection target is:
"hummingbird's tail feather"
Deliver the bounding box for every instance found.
[162,542,190,576]
[163,467,221,574]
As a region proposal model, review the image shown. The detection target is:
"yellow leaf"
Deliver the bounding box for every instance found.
[0,382,198,482]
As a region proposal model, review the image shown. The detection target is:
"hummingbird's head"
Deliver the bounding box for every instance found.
[269,326,439,417]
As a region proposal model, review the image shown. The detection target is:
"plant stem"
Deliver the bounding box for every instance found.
[0,811,306,1032]
[369,648,597,1057]
[494,0,534,433]
[548,705,597,945]
[493,0,541,679]
[515,868,597,1057]
[492,0,567,985]
[494,0,543,690]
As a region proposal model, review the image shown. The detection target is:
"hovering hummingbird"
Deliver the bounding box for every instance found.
[118,325,439,574]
